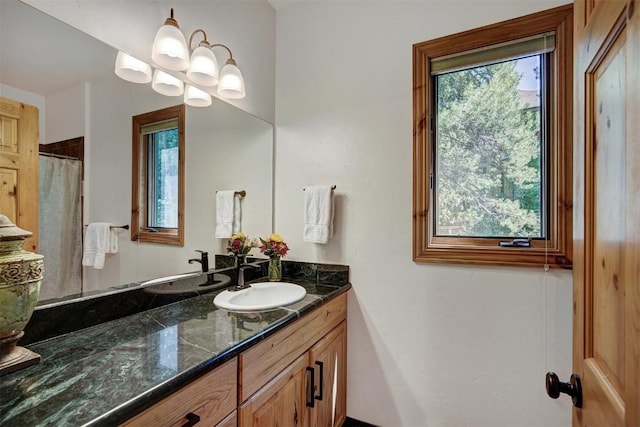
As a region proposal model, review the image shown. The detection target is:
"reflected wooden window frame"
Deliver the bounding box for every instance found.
[412,5,573,268]
[131,104,185,246]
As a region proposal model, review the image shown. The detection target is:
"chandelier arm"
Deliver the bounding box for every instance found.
[210,43,234,60]
[188,29,209,51]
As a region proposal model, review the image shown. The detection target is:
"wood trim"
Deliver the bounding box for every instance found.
[39,136,84,161]
[412,5,573,268]
[131,104,185,246]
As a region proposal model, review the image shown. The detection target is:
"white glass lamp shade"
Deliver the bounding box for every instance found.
[217,59,245,99]
[152,70,184,96]
[184,85,212,107]
[187,46,219,86]
[151,23,189,71]
[114,51,152,83]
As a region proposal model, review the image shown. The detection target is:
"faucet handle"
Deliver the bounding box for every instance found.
[195,250,208,255]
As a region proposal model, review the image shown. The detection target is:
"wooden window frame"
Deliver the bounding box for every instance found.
[412,5,573,268]
[131,104,185,246]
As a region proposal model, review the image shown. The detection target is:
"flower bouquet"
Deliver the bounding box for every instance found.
[227,232,256,265]
[259,233,289,281]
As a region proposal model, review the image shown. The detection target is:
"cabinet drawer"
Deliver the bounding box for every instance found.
[121,358,237,427]
[239,293,347,402]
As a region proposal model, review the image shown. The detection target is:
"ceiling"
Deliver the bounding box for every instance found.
[0,0,114,96]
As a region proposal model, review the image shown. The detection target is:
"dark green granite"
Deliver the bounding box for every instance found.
[0,266,349,427]
[24,264,264,345]
[283,260,349,286]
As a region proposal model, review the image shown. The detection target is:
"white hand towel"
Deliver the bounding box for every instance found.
[108,229,118,254]
[215,190,236,238]
[232,195,242,235]
[303,185,334,244]
[82,223,111,269]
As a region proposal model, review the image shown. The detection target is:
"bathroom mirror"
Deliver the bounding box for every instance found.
[0,1,273,303]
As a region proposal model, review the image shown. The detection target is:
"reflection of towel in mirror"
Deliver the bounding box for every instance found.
[82,223,112,269]
[215,191,242,238]
[303,185,334,244]
[232,194,242,235]
[109,228,118,254]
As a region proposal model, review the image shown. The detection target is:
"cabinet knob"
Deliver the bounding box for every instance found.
[181,412,201,427]
[545,372,582,408]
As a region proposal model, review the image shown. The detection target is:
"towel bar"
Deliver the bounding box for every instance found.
[83,224,129,230]
[303,185,336,191]
[215,190,246,198]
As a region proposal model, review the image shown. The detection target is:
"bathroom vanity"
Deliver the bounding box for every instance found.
[0,262,350,427]
[123,294,346,427]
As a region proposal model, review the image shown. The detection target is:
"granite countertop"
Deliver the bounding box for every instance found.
[0,262,350,427]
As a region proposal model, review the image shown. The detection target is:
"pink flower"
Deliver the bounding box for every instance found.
[259,234,290,258]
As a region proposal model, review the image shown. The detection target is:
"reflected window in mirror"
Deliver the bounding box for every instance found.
[132,104,185,246]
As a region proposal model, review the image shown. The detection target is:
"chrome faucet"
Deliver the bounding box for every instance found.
[188,250,209,273]
[236,263,262,290]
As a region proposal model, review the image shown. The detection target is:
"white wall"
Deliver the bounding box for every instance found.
[44,83,86,144]
[274,1,573,426]
[23,0,276,124]
[3,81,88,144]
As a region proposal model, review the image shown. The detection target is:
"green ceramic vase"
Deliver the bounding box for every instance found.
[0,215,43,374]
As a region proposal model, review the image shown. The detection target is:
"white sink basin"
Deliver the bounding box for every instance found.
[140,272,201,286]
[144,273,231,295]
[214,282,307,312]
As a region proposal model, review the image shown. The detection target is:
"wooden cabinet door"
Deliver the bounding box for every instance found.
[239,354,309,427]
[573,0,640,426]
[308,321,346,427]
[0,96,38,251]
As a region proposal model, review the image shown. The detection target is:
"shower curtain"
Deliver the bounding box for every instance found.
[38,155,83,301]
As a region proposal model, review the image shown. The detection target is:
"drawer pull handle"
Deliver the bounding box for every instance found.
[306,366,315,408]
[315,361,324,401]
[181,412,201,427]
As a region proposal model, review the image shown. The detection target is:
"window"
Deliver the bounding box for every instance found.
[132,104,185,246]
[146,122,179,228]
[412,5,572,268]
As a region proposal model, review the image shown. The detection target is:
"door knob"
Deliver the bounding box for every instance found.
[545,371,582,408]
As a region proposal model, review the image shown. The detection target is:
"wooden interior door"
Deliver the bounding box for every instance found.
[572,0,640,426]
[0,96,39,251]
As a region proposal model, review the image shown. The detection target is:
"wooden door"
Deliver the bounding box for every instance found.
[308,321,347,427]
[239,354,308,427]
[573,0,640,426]
[0,96,38,251]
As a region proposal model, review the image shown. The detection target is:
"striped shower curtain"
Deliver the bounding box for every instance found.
[38,155,83,301]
